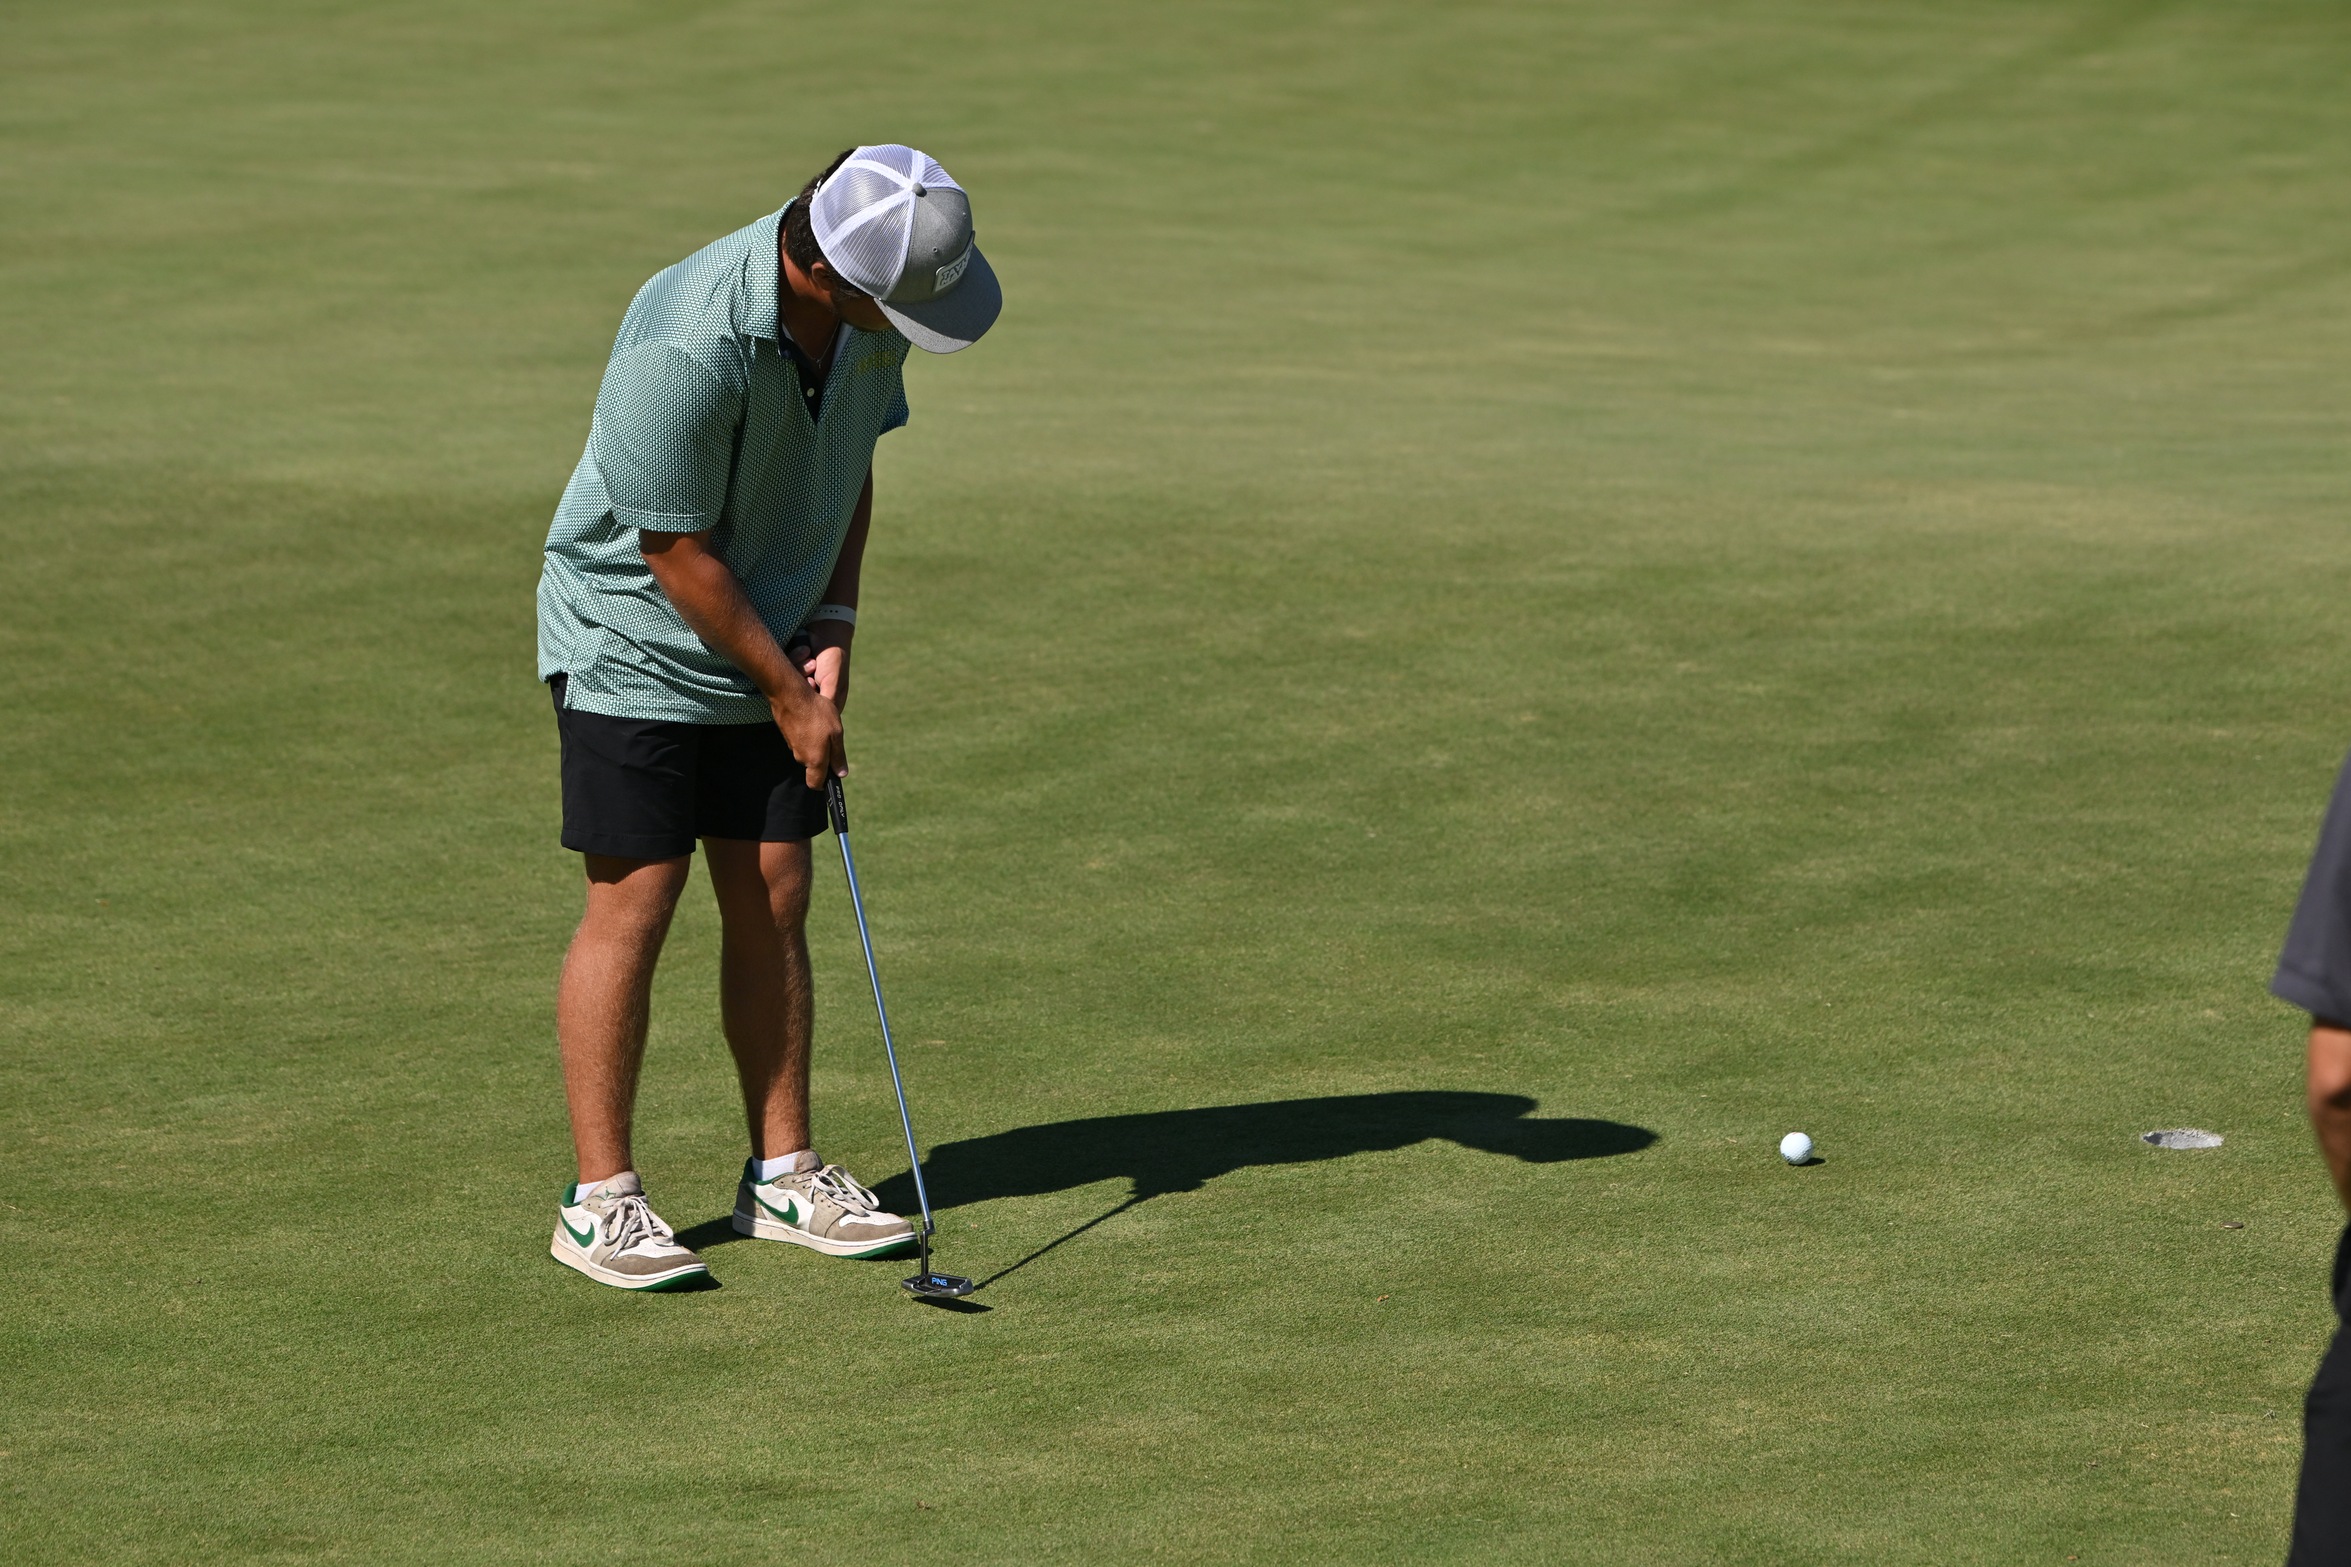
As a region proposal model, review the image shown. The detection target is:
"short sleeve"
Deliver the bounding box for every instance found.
[879,361,910,436]
[2276,748,2351,1020]
[591,344,741,531]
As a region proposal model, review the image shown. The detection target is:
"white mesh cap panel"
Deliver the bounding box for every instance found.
[806,144,999,352]
[810,145,961,298]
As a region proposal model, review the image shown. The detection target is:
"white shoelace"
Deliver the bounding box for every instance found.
[808,1164,883,1215]
[600,1193,676,1254]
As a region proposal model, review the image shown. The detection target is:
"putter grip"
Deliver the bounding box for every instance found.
[826,776,848,836]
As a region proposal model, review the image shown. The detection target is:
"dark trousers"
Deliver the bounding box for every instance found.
[2291,1225,2351,1564]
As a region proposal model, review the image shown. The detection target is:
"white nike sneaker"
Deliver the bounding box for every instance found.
[550,1172,711,1291]
[732,1158,917,1258]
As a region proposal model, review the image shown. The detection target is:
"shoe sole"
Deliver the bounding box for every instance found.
[731,1206,916,1258]
[549,1233,711,1291]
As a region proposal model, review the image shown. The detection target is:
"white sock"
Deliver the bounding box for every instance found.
[574,1171,636,1202]
[754,1150,819,1181]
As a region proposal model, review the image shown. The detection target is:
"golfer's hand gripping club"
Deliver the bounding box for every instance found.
[774,631,844,789]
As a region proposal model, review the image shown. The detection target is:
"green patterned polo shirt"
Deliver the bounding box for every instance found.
[536,205,910,723]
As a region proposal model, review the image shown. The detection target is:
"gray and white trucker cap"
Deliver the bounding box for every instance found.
[810,144,1001,354]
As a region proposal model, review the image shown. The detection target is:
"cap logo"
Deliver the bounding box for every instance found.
[934,244,972,294]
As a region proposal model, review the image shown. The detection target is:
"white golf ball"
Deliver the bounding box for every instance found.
[1779,1131,1814,1165]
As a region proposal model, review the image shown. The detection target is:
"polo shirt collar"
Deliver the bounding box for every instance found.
[746,206,787,343]
[762,201,867,365]
[747,199,879,361]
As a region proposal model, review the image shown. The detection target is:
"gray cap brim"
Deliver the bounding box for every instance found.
[878,245,1000,354]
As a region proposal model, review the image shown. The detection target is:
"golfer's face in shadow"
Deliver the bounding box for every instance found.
[808,260,896,336]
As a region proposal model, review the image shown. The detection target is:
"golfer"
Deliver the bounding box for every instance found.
[2272,748,2351,1555]
[532,145,1000,1290]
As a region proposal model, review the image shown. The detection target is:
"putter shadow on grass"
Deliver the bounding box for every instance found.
[875,1092,1658,1289]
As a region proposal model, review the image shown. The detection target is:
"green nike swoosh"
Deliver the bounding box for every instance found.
[756,1194,800,1226]
[562,1216,596,1248]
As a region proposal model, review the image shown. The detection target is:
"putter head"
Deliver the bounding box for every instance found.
[903,1270,977,1301]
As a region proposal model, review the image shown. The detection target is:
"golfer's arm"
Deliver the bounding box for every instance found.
[639,529,802,704]
[2310,1021,2351,1213]
[817,470,873,614]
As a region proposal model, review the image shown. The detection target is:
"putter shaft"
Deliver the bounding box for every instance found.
[826,780,936,1240]
[826,779,975,1300]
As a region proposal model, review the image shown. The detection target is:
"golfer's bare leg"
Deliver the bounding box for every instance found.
[558,854,690,1184]
[2311,1022,2351,1211]
[705,837,815,1160]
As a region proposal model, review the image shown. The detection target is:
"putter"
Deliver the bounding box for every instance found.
[826,775,976,1301]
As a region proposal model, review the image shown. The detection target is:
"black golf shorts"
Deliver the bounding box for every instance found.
[2290,1224,2351,1564]
[550,674,828,859]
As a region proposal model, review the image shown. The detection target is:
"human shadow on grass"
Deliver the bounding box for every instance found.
[868,1091,1657,1290]
[675,1092,1654,1278]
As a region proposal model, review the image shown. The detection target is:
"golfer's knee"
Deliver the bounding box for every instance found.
[710,867,808,935]
[766,872,812,933]
[2314,1021,2351,1113]
[762,843,814,930]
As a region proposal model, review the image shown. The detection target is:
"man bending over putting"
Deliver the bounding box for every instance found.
[533,145,1000,1290]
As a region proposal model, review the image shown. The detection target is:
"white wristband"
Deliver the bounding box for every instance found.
[808,603,858,627]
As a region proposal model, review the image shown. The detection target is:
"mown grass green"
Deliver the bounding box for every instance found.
[6,1,2351,1560]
